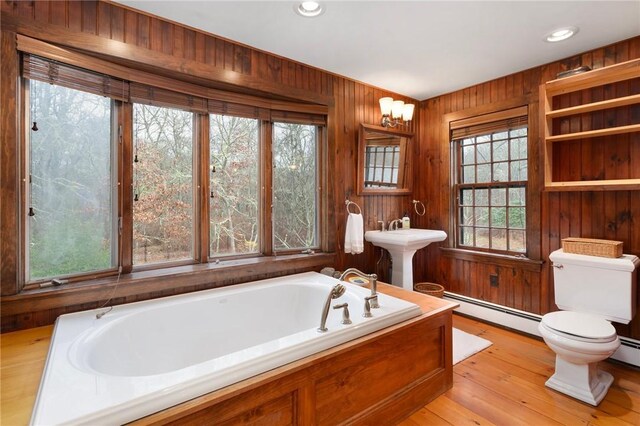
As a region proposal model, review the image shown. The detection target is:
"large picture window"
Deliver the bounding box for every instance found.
[18,54,326,287]
[209,114,259,256]
[452,108,528,254]
[132,103,194,265]
[27,80,115,281]
[272,122,319,251]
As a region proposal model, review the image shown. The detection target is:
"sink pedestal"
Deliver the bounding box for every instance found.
[388,248,419,291]
[364,229,447,291]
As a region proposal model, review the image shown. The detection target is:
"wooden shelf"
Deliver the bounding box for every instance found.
[546,124,640,142]
[545,94,640,119]
[545,179,640,192]
[540,58,640,191]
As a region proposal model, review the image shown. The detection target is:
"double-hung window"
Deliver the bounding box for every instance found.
[451,107,528,254]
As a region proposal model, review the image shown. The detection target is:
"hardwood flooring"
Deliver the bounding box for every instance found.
[399,314,640,426]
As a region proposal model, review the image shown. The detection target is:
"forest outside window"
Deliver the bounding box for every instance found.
[25,62,119,282]
[452,107,528,254]
[132,103,195,265]
[209,114,260,256]
[273,122,319,251]
[19,54,326,287]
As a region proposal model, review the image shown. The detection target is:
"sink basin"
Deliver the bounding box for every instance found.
[364,229,447,290]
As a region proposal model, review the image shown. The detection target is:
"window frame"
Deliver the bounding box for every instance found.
[17,55,328,288]
[449,105,531,257]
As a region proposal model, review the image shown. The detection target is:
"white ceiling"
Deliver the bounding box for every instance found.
[116,1,640,100]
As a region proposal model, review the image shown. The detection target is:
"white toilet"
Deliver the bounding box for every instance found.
[539,248,639,406]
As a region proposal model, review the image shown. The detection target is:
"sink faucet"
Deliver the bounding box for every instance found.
[339,268,379,309]
[318,284,346,332]
[389,219,402,231]
[377,220,386,232]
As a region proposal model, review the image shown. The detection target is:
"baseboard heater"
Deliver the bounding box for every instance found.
[444,292,640,368]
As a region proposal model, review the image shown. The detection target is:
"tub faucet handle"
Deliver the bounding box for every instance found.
[333,303,352,325]
[363,295,377,318]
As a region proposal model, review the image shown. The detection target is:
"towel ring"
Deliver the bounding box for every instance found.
[346,200,362,215]
[412,200,426,216]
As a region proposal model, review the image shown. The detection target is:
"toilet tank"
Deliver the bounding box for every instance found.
[550,249,639,324]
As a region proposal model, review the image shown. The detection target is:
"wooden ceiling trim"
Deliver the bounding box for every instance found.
[4,12,332,106]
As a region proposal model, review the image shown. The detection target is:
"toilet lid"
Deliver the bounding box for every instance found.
[541,311,616,341]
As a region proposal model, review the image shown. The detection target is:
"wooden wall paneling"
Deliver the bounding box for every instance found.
[97,1,110,39]
[0,30,19,296]
[417,36,640,339]
[109,3,124,42]
[34,1,49,24]
[81,0,96,34]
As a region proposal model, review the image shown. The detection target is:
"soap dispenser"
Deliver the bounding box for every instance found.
[402,212,410,229]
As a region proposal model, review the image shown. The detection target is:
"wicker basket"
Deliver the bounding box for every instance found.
[414,282,445,298]
[562,237,623,258]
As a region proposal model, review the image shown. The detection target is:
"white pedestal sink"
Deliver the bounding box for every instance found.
[364,229,447,291]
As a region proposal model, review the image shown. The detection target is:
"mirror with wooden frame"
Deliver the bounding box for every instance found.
[357,124,413,195]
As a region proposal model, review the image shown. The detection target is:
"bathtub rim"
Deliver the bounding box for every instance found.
[29,272,425,425]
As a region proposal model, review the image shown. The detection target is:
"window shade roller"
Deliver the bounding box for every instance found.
[208,99,269,120]
[129,83,208,113]
[270,110,326,126]
[450,106,528,140]
[22,54,129,101]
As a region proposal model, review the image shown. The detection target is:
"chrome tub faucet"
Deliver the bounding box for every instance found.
[318,284,346,332]
[339,268,379,309]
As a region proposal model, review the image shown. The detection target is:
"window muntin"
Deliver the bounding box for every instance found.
[272,122,318,251]
[27,81,115,280]
[455,126,527,253]
[209,114,259,256]
[132,103,194,265]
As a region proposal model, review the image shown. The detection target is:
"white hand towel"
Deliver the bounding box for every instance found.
[344,213,364,254]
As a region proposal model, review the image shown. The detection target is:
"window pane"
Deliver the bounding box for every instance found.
[460,226,474,246]
[475,189,489,206]
[273,122,318,250]
[491,207,507,227]
[492,162,508,182]
[509,207,526,229]
[493,140,508,162]
[510,137,527,160]
[491,229,507,250]
[477,164,491,183]
[28,81,114,280]
[475,228,489,248]
[476,207,489,226]
[462,165,475,183]
[510,160,528,181]
[509,230,526,252]
[461,189,473,206]
[508,187,526,206]
[490,188,506,206]
[461,207,474,226]
[133,104,193,265]
[476,143,491,163]
[210,115,259,256]
[462,145,475,164]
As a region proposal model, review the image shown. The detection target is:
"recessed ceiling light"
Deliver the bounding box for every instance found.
[545,26,579,42]
[294,1,324,18]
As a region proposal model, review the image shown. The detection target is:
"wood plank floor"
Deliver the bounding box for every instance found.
[399,314,640,426]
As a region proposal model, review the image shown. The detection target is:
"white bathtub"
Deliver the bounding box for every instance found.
[31,271,421,425]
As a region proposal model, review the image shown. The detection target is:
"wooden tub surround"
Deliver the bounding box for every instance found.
[0,283,458,425]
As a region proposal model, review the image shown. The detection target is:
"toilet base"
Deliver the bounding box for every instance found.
[545,357,614,406]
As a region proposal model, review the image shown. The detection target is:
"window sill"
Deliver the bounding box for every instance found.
[440,248,543,272]
[1,252,336,319]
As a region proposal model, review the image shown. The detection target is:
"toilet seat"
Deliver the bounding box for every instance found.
[541,311,617,343]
